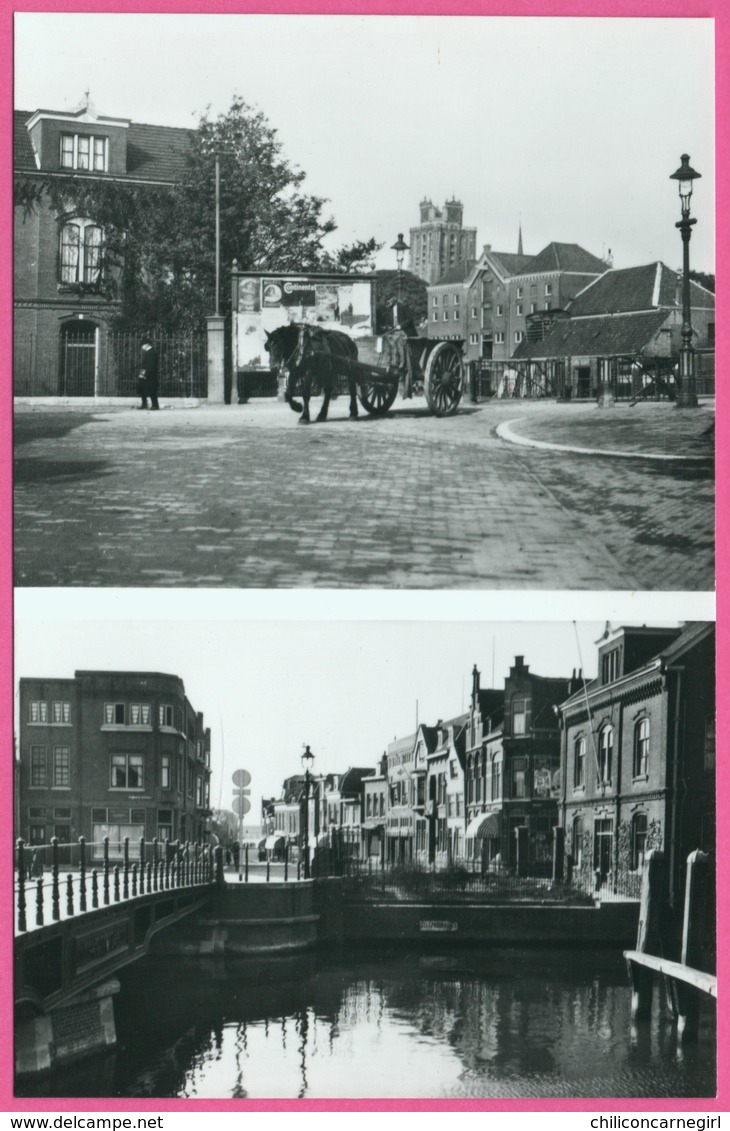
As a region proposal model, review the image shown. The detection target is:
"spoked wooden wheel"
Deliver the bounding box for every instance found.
[358,380,398,416]
[423,341,464,416]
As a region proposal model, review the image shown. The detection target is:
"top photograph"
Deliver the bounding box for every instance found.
[13,13,715,590]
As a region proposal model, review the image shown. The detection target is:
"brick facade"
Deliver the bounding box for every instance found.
[17,670,212,859]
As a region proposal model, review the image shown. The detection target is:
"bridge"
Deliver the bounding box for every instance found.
[14,836,222,1076]
[14,836,324,1078]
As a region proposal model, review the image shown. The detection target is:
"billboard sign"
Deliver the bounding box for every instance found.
[232,271,376,371]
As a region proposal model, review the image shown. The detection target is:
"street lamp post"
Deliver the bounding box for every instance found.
[670,154,702,408]
[301,745,315,880]
[391,233,410,327]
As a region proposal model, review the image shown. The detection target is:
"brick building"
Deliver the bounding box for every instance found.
[559,623,715,902]
[426,262,477,341]
[14,99,191,396]
[464,659,576,874]
[17,670,212,861]
[514,261,716,398]
[463,245,532,361]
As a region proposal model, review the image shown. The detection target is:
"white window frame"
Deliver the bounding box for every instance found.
[514,331,524,343]
[110,752,144,790]
[29,701,49,724]
[60,132,109,172]
[53,746,71,789]
[60,219,103,286]
[52,701,71,725]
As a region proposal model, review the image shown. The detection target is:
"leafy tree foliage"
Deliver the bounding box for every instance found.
[688,269,715,293]
[372,269,428,333]
[14,96,380,332]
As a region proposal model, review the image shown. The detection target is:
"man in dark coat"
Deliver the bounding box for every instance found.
[138,336,160,410]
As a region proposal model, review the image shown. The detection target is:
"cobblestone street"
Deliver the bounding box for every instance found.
[14,399,714,590]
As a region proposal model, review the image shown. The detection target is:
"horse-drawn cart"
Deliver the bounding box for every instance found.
[230,269,466,422]
[346,333,465,418]
[265,323,466,423]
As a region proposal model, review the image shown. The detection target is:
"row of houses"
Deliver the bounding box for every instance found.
[262,622,715,902]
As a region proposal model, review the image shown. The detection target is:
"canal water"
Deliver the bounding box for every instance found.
[18,947,716,1100]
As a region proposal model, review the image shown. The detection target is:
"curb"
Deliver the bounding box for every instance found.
[496,418,712,463]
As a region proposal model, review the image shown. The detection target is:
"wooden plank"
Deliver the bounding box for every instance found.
[624,950,716,997]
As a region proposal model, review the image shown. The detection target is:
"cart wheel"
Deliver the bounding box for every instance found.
[358,381,398,416]
[424,342,464,416]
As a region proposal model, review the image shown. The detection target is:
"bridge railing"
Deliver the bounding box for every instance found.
[15,836,217,933]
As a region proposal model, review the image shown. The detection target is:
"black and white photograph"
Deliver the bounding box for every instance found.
[12,612,717,1099]
[10,4,720,1115]
[12,13,715,591]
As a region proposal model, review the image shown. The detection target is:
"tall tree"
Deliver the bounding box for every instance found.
[372,270,428,333]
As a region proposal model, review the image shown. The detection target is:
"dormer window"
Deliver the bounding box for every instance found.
[60,132,108,172]
[60,219,102,285]
[601,648,620,684]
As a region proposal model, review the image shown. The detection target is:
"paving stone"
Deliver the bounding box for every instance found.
[13,400,714,590]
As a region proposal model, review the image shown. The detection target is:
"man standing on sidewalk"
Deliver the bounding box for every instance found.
[138,335,160,410]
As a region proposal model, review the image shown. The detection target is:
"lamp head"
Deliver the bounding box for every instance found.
[670,154,701,211]
[391,232,409,269]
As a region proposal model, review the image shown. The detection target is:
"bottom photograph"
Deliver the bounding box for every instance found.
[12,617,716,1100]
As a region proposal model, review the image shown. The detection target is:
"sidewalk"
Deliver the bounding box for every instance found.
[496,400,714,460]
[14,398,715,590]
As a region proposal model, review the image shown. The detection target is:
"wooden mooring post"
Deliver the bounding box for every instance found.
[624,849,715,1043]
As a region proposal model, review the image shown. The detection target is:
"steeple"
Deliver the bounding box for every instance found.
[518,219,524,257]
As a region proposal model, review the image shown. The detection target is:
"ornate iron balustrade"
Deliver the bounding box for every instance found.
[15,836,216,933]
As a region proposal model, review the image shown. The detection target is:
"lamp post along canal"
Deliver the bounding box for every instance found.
[301,745,315,880]
[670,154,701,408]
[391,233,409,327]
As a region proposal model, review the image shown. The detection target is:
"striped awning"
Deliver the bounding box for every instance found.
[465,812,501,839]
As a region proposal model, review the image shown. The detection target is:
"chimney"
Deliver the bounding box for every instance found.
[471,663,481,710]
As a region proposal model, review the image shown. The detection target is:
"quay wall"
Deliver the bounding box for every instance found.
[151,880,640,954]
[337,896,639,946]
[150,880,320,957]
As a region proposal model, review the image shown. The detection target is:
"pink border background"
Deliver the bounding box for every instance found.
[1,0,725,1113]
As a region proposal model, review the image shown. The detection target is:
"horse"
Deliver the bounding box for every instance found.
[264,323,359,423]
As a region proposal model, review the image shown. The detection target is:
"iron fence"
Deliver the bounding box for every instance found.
[14,330,207,399]
[468,352,715,402]
[338,861,596,904]
[15,836,215,932]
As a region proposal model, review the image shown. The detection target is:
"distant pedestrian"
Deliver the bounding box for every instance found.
[232,842,240,871]
[138,336,160,410]
[225,848,232,867]
[31,850,43,878]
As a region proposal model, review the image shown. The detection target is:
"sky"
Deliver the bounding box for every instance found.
[13,13,716,275]
[14,590,694,822]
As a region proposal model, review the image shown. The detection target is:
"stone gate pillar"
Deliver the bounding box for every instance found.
[597,358,615,408]
[206,315,226,404]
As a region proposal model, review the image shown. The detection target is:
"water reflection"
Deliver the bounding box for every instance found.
[17,948,715,1099]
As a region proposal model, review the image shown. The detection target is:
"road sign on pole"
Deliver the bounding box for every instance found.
[232,769,252,881]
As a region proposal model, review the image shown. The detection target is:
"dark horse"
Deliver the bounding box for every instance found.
[264,323,359,423]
